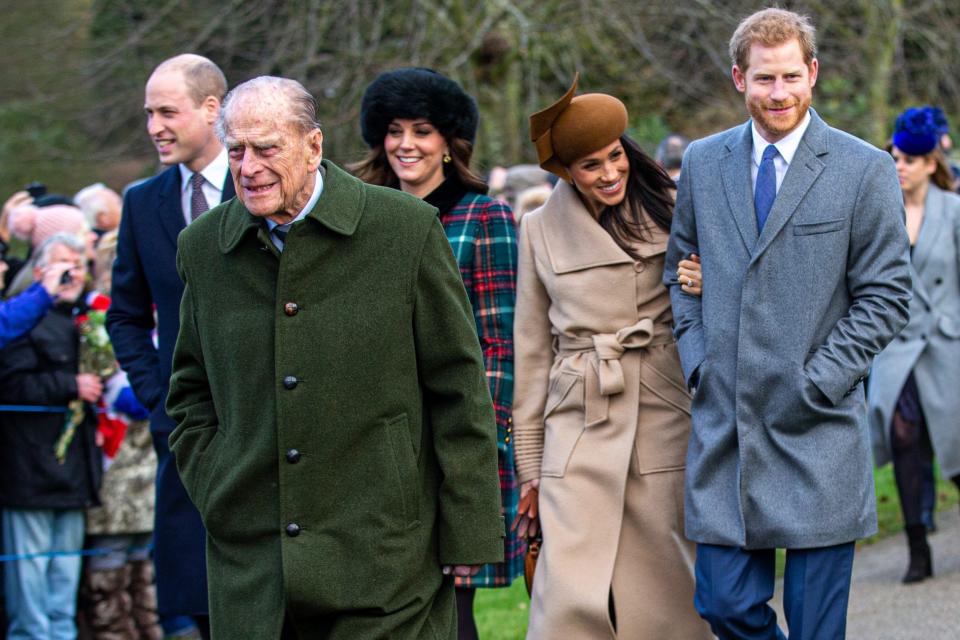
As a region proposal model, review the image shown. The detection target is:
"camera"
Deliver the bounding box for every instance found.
[59,269,73,285]
[25,182,47,199]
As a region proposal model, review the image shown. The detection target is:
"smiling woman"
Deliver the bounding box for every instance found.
[512,74,713,639]
[353,68,521,640]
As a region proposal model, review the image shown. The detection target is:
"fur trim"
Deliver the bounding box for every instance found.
[360,68,478,148]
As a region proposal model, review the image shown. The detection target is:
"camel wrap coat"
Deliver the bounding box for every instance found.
[869,185,960,478]
[513,181,711,639]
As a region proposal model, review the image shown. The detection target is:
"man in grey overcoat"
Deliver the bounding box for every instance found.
[664,8,912,638]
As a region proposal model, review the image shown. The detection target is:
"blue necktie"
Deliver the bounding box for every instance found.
[754,144,778,233]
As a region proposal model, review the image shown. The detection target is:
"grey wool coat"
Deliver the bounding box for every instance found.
[869,185,960,478]
[166,160,504,639]
[664,110,912,549]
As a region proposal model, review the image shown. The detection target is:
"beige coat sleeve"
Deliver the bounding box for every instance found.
[512,214,556,484]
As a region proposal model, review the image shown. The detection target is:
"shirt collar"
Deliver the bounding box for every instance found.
[264,170,324,231]
[178,147,229,193]
[751,110,811,167]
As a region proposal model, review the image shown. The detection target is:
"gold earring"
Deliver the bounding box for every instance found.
[443,153,452,164]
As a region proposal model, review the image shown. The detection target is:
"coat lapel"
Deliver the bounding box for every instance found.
[751,111,827,260]
[221,168,236,201]
[537,180,634,274]
[909,186,945,308]
[156,166,186,247]
[219,161,360,254]
[911,185,944,276]
[720,123,758,252]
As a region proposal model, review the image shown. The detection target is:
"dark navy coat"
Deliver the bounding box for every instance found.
[106,164,234,616]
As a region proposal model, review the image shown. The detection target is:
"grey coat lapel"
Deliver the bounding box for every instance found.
[910,186,945,308]
[912,186,945,275]
[752,111,828,260]
[720,123,758,251]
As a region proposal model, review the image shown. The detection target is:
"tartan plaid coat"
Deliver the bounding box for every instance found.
[432,186,524,588]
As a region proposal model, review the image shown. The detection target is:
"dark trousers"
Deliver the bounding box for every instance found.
[694,541,855,639]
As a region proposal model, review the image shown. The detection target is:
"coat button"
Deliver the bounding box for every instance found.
[284,302,299,316]
[286,449,301,463]
[283,376,298,390]
[285,523,300,537]
[921,334,928,340]
[634,262,643,272]
[935,277,944,285]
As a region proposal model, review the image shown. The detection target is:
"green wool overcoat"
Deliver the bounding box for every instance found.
[166,160,504,639]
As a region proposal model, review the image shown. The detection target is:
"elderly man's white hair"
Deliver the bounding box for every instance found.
[35,232,85,268]
[74,183,122,228]
[216,76,321,142]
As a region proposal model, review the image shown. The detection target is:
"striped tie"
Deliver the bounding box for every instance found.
[190,172,210,221]
[272,224,291,250]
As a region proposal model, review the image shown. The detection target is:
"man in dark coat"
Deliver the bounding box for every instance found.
[166,76,504,639]
[0,233,103,639]
[105,53,233,637]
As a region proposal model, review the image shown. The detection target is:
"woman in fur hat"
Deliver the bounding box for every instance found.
[511,74,711,639]
[353,68,521,639]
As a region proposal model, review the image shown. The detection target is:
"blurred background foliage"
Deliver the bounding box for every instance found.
[1,0,958,198]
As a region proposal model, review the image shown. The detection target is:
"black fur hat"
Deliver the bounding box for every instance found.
[360,68,479,148]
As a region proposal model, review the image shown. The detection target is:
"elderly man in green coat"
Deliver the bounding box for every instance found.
[165,76,504,639]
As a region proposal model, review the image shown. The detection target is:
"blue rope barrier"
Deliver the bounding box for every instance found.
[0,544,153,563]
[0,405,107,414]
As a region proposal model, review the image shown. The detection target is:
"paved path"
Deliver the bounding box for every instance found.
[772,506,960,639]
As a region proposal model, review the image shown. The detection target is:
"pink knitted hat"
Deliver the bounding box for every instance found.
[9,204,87,248]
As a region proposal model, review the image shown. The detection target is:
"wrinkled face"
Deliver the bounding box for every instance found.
[891,146,936,194]
[144,69,221,171]
[568,140,630,211]
[733,39,818,143]
[223,98,323,223]
[383,119,448,196]
[36,243,86,303]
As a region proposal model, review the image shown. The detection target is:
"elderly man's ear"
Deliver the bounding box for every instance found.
[307,129,324,170]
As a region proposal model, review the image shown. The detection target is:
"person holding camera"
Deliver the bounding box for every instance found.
[0,256,78,348]
[0,232,104,640]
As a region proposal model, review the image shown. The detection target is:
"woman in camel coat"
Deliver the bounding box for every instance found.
[513,75,711,639]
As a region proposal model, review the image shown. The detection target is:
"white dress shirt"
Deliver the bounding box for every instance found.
[265,171,325,251]
[750,111,811,194]
[179,148,230,226]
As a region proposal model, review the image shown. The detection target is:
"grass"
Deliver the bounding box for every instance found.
[474,465,959,639]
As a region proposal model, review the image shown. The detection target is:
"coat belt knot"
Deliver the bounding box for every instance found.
[557,318,670,426]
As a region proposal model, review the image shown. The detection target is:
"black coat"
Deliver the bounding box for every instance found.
[0,304,101,509]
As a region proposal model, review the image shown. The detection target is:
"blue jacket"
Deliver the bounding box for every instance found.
[0,283,53,349]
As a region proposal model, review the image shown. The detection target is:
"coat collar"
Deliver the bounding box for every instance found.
[908,185,947,308]
[536,180,663,274]
[157,163,236,247]
[156,165,186,247]
[721,108,829,259]
[218,160,364,254]
[912,184,946,276]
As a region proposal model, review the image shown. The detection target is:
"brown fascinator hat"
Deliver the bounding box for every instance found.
[529,72,629,183]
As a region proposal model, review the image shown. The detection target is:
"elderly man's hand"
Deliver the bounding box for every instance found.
[442,565,482,577]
